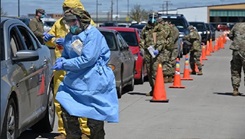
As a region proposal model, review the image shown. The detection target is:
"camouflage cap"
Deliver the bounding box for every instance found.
[157,17,163,23]
[64,8,91,24]
[188,25,195,30]
[36,9,45,14]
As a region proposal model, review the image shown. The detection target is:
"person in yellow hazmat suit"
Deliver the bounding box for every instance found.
[44,0,96,139]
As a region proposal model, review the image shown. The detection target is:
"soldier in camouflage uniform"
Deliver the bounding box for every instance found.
[183,25,203,75]
[157,20,172,83]
[168,22,180,82]
[228,22,245,96]
[29,9,45,44]
[140,13,163,96]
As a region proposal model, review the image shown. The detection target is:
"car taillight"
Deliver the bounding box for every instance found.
[108,64,116,71]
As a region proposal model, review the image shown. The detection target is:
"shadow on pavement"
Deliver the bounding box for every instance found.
[213,92,245,97]
[128,92,147,96]
[18,130,60,139]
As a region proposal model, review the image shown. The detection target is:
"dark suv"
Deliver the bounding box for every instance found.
[158,14,190,58]
[189,22,208,44]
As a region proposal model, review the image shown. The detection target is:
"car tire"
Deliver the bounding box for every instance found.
[1,98,18,139]
[125,69,135,91]
[32,84,55,133]
[136,65,144,84]
[117,73,123,99]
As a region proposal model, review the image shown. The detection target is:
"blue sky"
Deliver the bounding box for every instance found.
[1,0,244,16]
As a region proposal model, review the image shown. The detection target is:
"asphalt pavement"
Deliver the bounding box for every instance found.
[19,37,245,139]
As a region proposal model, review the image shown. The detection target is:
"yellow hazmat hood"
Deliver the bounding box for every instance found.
[62,0,85,9]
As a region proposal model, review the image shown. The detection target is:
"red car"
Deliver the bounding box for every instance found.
[217,24,229,31]
[102,27,147,84]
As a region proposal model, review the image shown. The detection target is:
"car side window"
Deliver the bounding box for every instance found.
[9,27,24,57]
[118,34,129,48]
[117,33,128,49]
[17,26,38,50]
[116,34,124,49]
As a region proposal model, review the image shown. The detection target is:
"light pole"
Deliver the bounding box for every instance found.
[96,0,102,23]
[18,0,20,17]
[116,0,118,22]
[127,0,129,17]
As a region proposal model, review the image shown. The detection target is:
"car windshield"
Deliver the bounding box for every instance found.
[100,31,117,51]
[190,23,206,31]
[44,21,55,27]
[118,31,138,46]
[129,24,145,30]
[0,24,4,60]
[163,19,186,32]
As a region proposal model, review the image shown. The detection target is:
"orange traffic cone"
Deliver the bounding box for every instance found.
[181,55,193,80]
[214,38,218,52]
[195,63,199,73]
[206,41,211,56]
[150,64,169,103]
[220,36,224,49]
[169,60,185,88]
[209,39,213,53]
[38,74,45,95]
[201,45,208,60]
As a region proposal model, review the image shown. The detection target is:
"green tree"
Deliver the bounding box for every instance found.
[129,4,148,23]
[1,8,7,16]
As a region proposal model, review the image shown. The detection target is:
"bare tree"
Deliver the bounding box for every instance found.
[1,8,7,16]
[129,4,148,23]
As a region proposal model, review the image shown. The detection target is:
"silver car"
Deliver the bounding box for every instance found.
[99,28,135,98]
[0,17,55,139]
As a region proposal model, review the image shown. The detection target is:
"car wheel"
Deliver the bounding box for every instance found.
[1,98,18,139]
[136,65,144,84]
[32,84,55,133]
[125,69,135,91]
[117,74,123,99]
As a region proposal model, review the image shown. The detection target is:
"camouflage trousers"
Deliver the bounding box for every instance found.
[145,53,164,92]
[230,50,245,89]
[170,49,179,77]
[189,50,202,72]
[61,107,105,139]
[162,49,172,76]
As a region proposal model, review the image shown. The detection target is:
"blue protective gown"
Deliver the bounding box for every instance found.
[56,26,119,123]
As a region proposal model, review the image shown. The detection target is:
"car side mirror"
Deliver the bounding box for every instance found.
[12,50,39,62]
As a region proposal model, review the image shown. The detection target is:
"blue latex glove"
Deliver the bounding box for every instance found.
[43,32,54,42]
[153,49,159,56]
[56,38,65,46]
[52,61,63,70]
[55,57,65,63]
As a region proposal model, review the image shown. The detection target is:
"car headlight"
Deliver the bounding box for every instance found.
[198,31,202,34]
[203,31,206,34]
[179,32,185,38]
[108,64,116,71]
[134,54,138,60]
[207,31,210,34]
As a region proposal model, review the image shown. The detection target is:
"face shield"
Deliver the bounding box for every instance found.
[148,13,157,24]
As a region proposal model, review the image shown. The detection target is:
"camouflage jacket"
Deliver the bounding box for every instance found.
[228,23,245,51]
[152,23,170,52]
[29,17,44,44]
[140,23,155,50]
[183,29,201,51]
[170,25,179,49]
[140,23,155,60]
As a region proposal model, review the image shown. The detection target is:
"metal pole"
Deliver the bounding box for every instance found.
[127,0,129,16]
[116,0,118,22]
[96,0,98,23]
[111,0,113,21]
[18,0,20,17]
